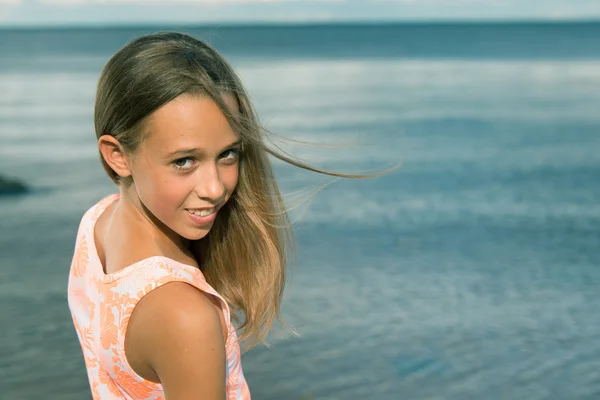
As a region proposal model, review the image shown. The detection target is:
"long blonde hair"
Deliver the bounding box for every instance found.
[94,31,394,350]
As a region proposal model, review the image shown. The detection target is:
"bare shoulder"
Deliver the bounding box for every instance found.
[125,282,227,399]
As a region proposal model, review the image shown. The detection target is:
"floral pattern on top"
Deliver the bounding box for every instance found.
[68,194,251,400]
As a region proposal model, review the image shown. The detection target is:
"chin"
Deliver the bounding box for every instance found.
[181,227,212,242]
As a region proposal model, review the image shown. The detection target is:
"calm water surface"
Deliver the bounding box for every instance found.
[1,23,600,399]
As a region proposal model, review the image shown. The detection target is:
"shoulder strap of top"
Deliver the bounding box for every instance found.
[97,257,236,392]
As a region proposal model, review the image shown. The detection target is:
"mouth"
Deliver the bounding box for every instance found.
[185,207,215,217]
[185,206,218,226]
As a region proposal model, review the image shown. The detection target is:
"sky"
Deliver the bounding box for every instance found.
[0,0,599,27]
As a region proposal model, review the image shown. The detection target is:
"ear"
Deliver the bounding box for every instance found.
[98,135,132,179]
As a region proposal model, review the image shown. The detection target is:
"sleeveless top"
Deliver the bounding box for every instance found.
[67,194,251,399]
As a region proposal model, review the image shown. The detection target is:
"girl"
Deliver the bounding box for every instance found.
[68,31,390,399]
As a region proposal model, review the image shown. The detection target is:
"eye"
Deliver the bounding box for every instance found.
[173,157,195,170]
[220,149,240,162]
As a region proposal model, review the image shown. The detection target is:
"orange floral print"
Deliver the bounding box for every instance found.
[67,194,251,399]
[100,304,119,350]
[99,367,124,398]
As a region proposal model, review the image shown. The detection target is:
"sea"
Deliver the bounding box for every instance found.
[1,22,600,400]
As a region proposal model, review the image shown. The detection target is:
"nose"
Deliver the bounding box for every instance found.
[194,163,225,204]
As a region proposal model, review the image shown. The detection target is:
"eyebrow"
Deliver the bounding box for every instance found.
[166,139,242,158]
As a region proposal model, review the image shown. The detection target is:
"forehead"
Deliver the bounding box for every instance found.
[142,93,240,152]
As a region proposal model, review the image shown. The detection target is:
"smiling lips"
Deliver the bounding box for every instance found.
[187,207,215,217]
[185,207,217,225]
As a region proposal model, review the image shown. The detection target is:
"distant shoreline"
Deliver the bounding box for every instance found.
[1,19,599,32]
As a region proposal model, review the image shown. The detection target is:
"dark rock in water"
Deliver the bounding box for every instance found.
[0,175,29,196]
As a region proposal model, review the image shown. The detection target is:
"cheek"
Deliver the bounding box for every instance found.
[156,174,195,206]
[135,164,185,208]
[224,167,240,192]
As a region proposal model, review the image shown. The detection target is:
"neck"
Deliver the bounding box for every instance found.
[117,183,191,257]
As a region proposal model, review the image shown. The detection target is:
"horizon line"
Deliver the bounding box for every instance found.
[1,17,600,31]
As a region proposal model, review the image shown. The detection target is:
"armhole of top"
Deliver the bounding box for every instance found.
[117,273,231,387]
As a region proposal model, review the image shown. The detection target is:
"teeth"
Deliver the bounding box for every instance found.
[188,208,214,217]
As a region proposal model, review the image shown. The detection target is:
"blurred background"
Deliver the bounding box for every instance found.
[1,1,600,399]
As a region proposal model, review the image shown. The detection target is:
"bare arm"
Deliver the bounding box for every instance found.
[125,281,227,400]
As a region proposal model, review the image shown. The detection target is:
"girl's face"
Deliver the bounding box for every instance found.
[128,94,241,241]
